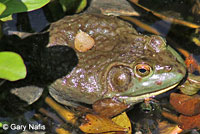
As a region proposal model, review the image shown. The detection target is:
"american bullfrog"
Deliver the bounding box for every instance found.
[0,13,187,117]
[42,14,187,115]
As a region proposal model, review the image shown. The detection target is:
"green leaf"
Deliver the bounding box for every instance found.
[21,0,50,11]
[0,0,50,18]
[0,14,12,21]
[0,52,27,81]
[76,0,87,13]
[59,0,87,13]
[0,2,6,15]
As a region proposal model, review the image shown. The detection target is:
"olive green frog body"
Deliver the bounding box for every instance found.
[48,14,186,107]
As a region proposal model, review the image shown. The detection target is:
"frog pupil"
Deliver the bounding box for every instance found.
[139,68,146,73]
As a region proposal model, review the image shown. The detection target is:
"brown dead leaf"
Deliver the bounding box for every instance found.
[178,114,200,130]
[56,127,72,134]
[185,55,200,74]
[177,48,200,76]
[158,121,182,134]
[170,93,200,116]
[161,111,200,131]
[111,112,132,134]
[79,114,127,133]
[74,30,95,52]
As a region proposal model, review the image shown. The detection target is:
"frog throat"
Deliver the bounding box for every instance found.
[118,82,179,105]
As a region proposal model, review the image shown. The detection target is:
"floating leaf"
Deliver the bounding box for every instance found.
[100,112,132,134]
[170,93,200,116]
[162,108,200,130]
[111,112,132,134]
[0,0,50,19]
[79,114,127,133]
[0,51,26,81]
[178,114,200,130]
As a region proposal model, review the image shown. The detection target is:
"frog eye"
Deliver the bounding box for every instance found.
[134,64,152,77]
[108,66,132,92]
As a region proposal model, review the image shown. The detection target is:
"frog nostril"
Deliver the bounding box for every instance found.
[165,66,172,72]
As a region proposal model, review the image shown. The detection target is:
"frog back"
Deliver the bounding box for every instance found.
[48,14,140,104]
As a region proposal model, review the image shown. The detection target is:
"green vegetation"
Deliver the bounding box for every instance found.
[0,0,52,81]
[0,0,50,21]
[0,52,26,81]
[0,0,87,82]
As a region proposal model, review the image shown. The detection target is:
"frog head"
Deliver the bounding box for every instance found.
[103,35,186,105]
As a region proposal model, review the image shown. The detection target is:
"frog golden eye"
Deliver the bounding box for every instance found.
[134,64,152,77]
[108,66,132,92]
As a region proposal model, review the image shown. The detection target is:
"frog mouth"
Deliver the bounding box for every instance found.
[118,82,179,104]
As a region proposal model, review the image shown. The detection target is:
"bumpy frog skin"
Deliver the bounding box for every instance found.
[48,14,186,107]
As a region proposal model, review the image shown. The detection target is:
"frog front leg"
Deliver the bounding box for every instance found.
[92,98,129,118]
[45,96,129,133]
[50,84,129,118]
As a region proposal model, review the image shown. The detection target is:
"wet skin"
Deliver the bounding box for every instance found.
[47,14,186,110]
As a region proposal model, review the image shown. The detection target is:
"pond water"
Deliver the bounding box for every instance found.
[0,1,200,134]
